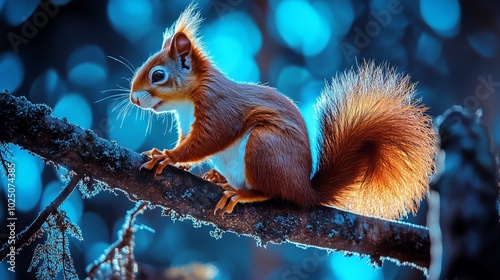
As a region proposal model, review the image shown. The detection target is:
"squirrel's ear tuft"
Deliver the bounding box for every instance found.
[162,3,204,56]
[169,32,192,70]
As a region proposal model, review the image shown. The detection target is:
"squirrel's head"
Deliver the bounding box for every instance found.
[130,4,206,112]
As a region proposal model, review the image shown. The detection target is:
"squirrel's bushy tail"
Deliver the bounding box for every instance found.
[311,62,437,220]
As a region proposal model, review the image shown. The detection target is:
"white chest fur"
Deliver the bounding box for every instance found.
[170,101,248,189]
[210,133,249,189]
[168,101,195,137]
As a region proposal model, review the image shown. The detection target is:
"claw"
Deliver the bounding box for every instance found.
[155,158,171,176]
[203,169,227,184]
[142,147,162,157]
[223,196,239,214]
[213,184,237,216]
[176,163,192,171]
[213,187,270,216]
[214,190,237,216]
[140,156,161,170]
[140,160,154,170]
[139,148,172,176]
[219,183,234,191]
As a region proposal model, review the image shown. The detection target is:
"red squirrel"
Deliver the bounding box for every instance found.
[129,5,437,220]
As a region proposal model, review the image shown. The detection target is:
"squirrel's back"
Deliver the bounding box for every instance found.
[311,62,437,219]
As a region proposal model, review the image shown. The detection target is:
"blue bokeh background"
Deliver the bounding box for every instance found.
[1,0,499,279]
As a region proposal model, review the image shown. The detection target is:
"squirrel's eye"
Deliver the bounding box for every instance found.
[152,70,165,84]
[149,66,168,85]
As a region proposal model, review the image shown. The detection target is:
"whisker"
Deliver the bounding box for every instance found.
[101,88,129,94]
[116,84,130,91]
[112,98,130,113]
[108,55,135,74]
[119,103,135,128]
[121,77,132,83]
[146,111,153,136]
[119,55,135,72]
[114,103,126,122]
[118,104,134,128]
[135,106,140,121]
[95,93,128,103]
[116,104,129,122]
[142,110,149,123]
[112,102,128,117]
[120,105,130,119]
[118,109,130,121]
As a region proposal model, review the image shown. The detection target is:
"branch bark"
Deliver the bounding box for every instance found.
[0,91,430,270]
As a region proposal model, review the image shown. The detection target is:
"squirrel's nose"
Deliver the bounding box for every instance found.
[130,92,141,106]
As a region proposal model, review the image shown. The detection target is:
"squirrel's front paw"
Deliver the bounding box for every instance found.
[140,148,173,177]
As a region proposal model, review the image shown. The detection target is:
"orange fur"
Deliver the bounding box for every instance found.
[311,63,437,218]
[130,4,437,220]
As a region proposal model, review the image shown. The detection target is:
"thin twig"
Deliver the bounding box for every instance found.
[0,173,82,261]
[87,202,148,279]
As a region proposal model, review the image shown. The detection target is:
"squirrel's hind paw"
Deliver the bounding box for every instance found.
[203,169,227,184]
[213,187,270,216]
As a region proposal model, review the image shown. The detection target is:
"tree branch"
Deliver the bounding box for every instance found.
[87,202,149,279]
[0,173,82,261]
[0,91,431,271]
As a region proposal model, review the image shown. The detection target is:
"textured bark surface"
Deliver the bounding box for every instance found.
[0,91,431,270]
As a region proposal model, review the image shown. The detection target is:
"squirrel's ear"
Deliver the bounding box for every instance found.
[169,32,192,70]
[162,38,171,50]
